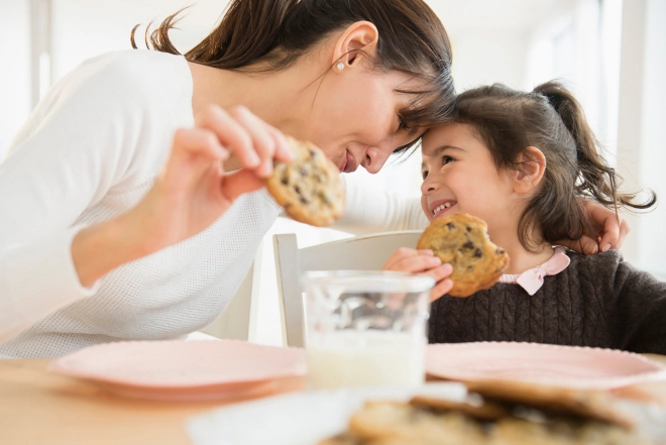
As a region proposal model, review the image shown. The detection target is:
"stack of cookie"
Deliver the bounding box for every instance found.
[319,380,652,445]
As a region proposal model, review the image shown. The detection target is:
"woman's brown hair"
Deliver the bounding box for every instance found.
[132,0,455,133]
[453,81,656,250]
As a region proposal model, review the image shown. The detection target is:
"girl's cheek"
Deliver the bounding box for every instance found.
[420,195,433,221]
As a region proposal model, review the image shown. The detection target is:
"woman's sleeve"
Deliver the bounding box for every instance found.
[332,174,429,235]
[0,58,140,342]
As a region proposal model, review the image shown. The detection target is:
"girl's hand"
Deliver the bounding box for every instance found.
[558,199,630,254]
[126,105,293,255]
[381,248,453,301]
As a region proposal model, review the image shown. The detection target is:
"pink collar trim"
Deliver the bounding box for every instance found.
[498,246,570,295]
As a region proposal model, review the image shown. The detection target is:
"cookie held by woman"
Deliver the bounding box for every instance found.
[266,136,346,227]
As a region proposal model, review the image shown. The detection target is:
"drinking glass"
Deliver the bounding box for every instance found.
[302,270,434,389]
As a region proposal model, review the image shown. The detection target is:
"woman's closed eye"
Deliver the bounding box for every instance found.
[398,117,410,132]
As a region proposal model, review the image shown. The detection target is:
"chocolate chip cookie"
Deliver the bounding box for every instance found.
[266,135,345,227]
[416,213,510,297]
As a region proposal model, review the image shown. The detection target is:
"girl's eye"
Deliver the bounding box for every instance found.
[442,155,455,165]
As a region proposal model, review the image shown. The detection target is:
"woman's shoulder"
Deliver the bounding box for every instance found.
[61,50,190,99]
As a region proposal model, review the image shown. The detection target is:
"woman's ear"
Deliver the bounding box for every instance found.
[512,146,546,194]
[331,21,379,70]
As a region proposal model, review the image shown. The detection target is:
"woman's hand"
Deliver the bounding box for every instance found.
[558,200,630,254]
[381,248,453,301]
[128,105,292,253]
[73,105,292,286]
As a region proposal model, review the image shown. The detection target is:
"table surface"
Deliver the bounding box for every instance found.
[2,354,666,445]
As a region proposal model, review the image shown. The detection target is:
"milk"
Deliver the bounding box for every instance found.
[306,330,426,389]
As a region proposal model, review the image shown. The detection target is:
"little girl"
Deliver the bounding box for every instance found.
[388,81,666,354]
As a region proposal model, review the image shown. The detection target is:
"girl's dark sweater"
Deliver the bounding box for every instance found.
[428,250,666,354]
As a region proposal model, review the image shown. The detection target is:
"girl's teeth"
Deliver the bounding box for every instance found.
[432,202,453,215]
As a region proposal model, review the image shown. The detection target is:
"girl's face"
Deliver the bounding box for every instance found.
[305,66,427,174]
[420,123,516,235]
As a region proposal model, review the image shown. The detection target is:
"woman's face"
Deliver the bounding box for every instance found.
[420,123,516,236]
[304,65,428,174]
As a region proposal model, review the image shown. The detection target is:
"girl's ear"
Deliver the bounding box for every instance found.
[331,21,379,69]
[512,146,546,194]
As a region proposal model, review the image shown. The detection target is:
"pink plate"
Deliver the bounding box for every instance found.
[427,342,666,390]
[48,340,306,401]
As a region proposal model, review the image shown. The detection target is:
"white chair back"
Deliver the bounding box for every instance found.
[273,230,423,347]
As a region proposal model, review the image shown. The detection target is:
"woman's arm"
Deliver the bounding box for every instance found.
[0,55,290,341]
[333,174,429,235]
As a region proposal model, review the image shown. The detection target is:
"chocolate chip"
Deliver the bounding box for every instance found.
[309,149,317,158]
[299,168,308,176]
[281,177,289,185]
[474,248,483,258]
[466,226,472,232]
[294,185,301,194]
[467,265,474,271]
[496,248,505,254]
[300,196,309,204]
[463,240,474,250]
[446,223,455,230]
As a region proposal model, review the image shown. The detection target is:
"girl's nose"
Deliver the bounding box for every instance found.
[421,176,438,195]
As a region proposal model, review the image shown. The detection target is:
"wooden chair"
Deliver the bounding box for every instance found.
[273,230,423,347]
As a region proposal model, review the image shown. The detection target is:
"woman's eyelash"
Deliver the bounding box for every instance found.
[421,170,428,179]
[398,118,410,131]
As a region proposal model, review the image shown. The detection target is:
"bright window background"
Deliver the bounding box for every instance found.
[1,0,664,345]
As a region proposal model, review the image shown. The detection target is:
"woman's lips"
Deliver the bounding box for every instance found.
[343,152,357,173]
[339,152,358,173]
[338,155,347,172]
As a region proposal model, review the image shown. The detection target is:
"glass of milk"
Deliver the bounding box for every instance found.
[302,270,434,390]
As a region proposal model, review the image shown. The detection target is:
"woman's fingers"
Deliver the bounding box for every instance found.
[220,169,268,203]
[264,124,294,164]
[171,127,230,163]
[599,214,630,252]
[226,106,280,177]
[577,199,631,253]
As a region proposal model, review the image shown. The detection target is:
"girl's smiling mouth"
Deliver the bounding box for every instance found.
[430,200,457,218]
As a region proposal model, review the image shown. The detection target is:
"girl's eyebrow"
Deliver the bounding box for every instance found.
[426,144,465,156]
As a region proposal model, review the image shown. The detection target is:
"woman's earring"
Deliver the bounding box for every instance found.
[335,62,345,72]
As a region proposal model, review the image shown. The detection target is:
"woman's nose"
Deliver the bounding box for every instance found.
[361,145,391,174]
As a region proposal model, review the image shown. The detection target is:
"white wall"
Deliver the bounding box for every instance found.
[0,0,31,160]
[634,0,666,277]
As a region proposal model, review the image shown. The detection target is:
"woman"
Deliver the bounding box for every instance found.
[0,0,626,358]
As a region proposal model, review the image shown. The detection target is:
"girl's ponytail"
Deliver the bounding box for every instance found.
[534,81,655,212]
